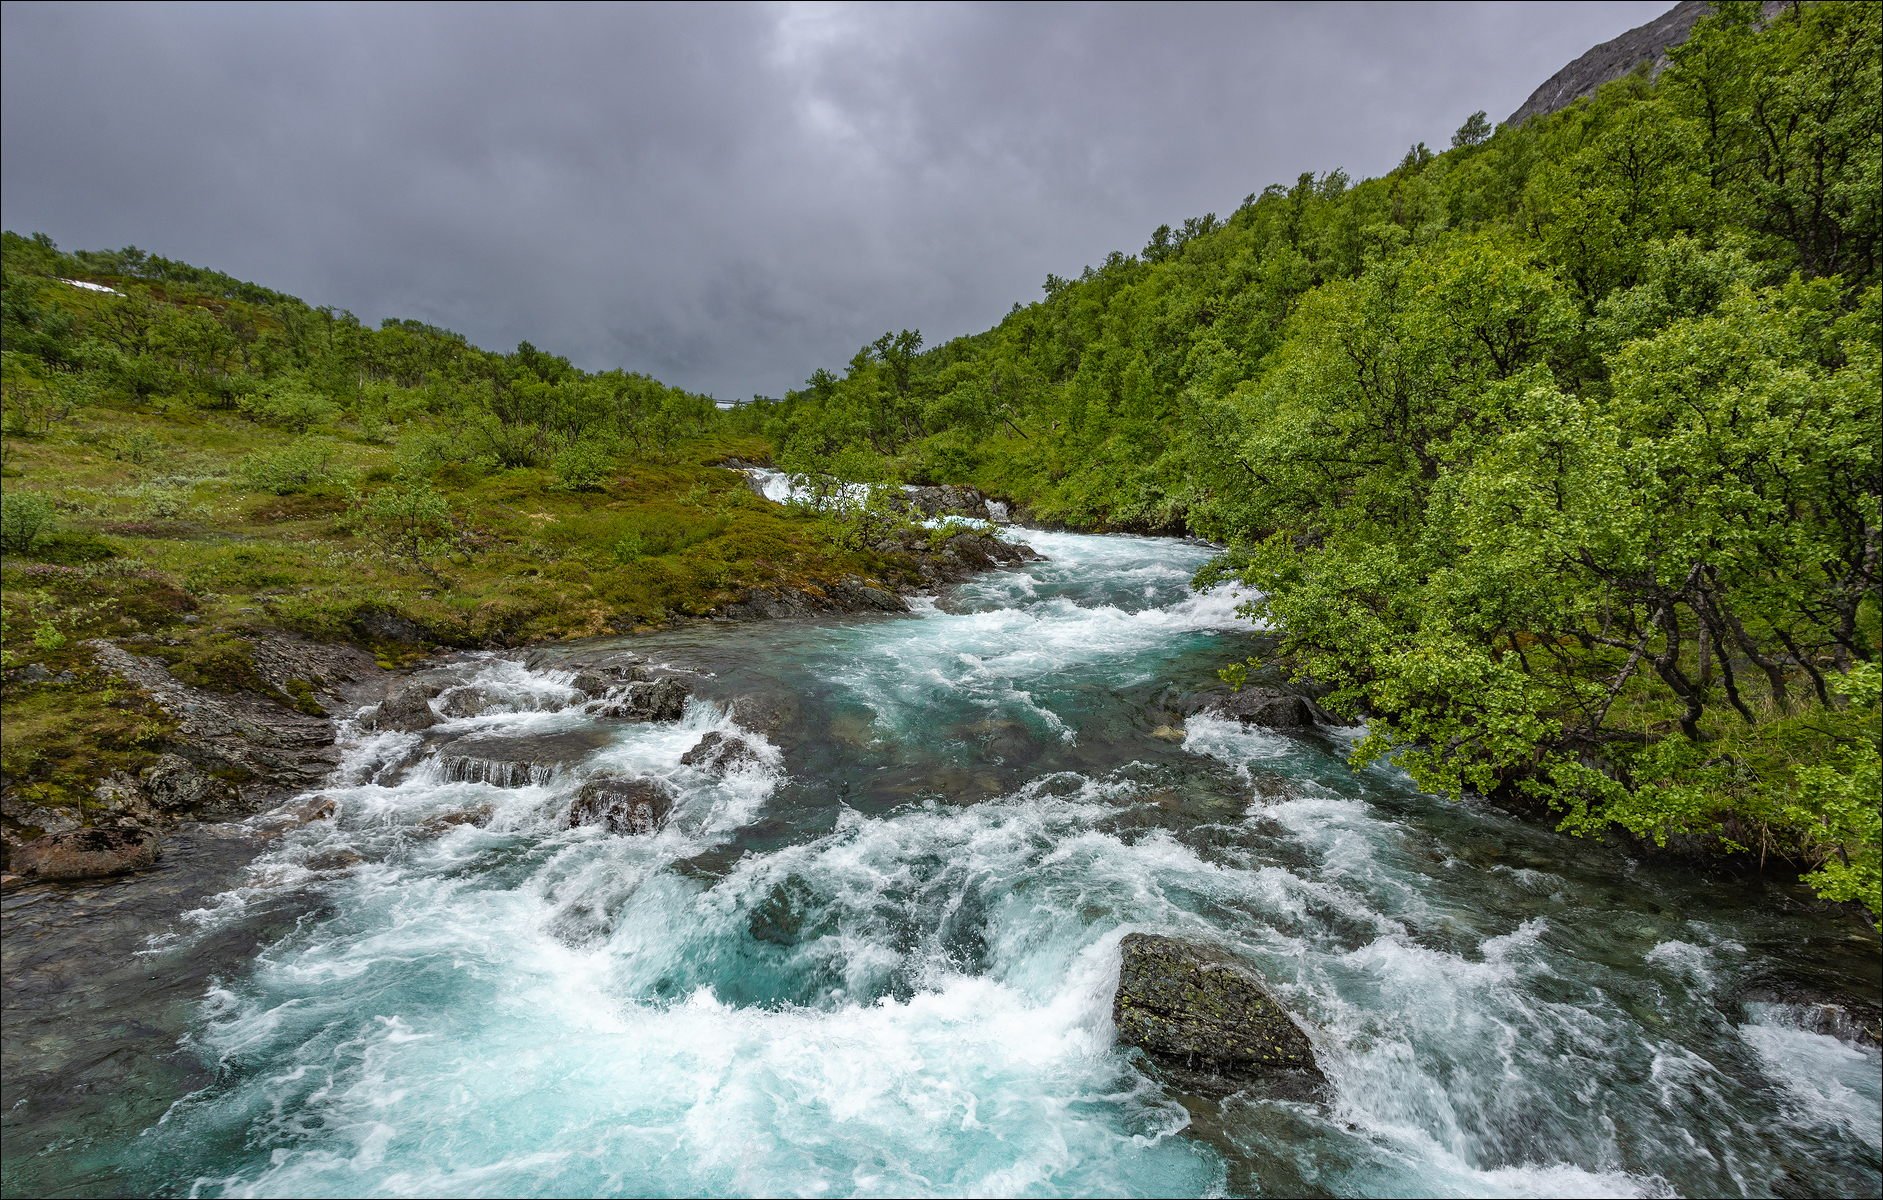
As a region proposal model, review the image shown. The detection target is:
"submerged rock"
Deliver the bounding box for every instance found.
[11,823,163,880]
[679,731,763,776]
[1113,933,1324,1098]
[570,774,672,835]
[723,691,799,736]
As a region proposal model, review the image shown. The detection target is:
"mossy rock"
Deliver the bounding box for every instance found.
[1113,932,1325,1098]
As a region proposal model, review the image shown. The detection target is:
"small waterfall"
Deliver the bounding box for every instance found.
[435,755,556,788]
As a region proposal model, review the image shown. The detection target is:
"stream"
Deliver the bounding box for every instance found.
[3,530,1878,1198]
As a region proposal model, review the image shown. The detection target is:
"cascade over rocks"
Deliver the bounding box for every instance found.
[10,822,163,880]
[570,774,673,834]
[1113,933,1325,1099]
[434,730,613,788]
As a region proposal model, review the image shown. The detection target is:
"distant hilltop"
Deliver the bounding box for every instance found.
[1508,0,1791,126]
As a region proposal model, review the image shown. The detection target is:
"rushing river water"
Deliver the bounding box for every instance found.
[4,530,1879,1198]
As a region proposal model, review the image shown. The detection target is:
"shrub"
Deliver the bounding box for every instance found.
[239,382,337,432]
[349,474,455,574]
[0,491,55,553]
[552,439,613,491]
[109,430,161,464]
[237,438,343,494]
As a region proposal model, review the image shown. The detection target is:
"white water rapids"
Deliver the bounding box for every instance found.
[74,532,1883,1196]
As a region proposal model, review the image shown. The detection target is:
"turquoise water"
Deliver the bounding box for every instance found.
[23,531,1880,1197]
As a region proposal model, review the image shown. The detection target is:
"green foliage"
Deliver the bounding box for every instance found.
[762,2,1883,908]
[0,490,55,552]
[349,472,455,574]
[551,438,613,491]
[238,437,344,494]
[238,378,338,432]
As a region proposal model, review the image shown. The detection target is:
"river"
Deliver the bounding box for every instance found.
[3,530,1878,1197]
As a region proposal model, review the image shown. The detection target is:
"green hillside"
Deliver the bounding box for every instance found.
[765,2,1882,909]
[0,238,929,822]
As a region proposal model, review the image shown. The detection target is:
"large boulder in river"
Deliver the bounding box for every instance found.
[680,731,763,776]
[373,683,441,731]
[1201,686,1320,728]
[1114,933,1324,1098]
[10,823,162,880]
[570,774,673,834]
[587,677,690,722]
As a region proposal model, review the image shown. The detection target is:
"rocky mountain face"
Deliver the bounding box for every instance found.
[1506,1,1789,126]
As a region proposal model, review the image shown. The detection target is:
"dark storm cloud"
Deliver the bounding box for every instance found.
[2,1,1669,398]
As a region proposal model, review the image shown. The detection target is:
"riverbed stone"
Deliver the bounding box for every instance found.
[436,685,504,718]
[569,774,672,834]
[1114,933,1324,1097]
[10,822,163,880]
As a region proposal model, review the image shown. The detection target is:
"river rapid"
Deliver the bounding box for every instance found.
[3,530,1878,1198]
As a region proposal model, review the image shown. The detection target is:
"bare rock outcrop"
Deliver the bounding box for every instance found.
[1506,1,1789,127]
[85,639,367,816]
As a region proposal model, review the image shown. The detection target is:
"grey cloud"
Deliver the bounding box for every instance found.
[2,0,1671,398]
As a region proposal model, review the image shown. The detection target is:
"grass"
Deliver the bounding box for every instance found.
[1,403,917,818]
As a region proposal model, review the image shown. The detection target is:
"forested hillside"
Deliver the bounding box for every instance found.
[766,2,1881,909]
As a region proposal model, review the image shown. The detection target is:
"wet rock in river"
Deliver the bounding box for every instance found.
[1200,686,1320,728]
[374,683,441,731]
[570,774,672,834]
[437,685,505,718]
[588,676,690,721]
[10,822,163,880]
[414,804,494,837]
[1114,933,1324,1098]
[680,731,763,776]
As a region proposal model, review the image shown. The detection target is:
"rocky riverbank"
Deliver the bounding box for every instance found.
[0,520,1047,876]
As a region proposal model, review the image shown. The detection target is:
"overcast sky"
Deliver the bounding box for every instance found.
[2,1,1669,399]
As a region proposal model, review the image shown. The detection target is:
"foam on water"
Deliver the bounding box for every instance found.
[107,531,1879,1198]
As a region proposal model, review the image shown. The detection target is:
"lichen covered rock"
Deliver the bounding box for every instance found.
[1113,933,1324,1097]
